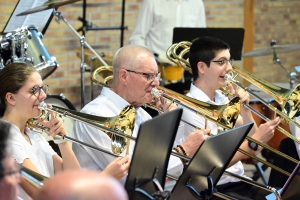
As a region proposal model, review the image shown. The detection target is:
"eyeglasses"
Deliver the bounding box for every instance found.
[125,69,161,82]
[205,59,234,66]
[30,84,49,97]
[2,169,21,177]
[1,163,21,178]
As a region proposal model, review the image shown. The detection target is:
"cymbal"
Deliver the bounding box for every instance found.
[17,0,82,16]
[242,44,300,57]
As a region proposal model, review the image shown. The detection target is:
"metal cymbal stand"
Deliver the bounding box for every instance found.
[53,9,108,108]
[271,40,299,89]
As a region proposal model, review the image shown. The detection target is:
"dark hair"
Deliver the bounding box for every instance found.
[189,36,230,81]
[0,62,37,117]
[0,120,11,179]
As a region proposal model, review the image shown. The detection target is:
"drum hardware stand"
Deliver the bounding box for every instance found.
[90,55,97,100]
[271,40,299,89]
[53,9,108,108]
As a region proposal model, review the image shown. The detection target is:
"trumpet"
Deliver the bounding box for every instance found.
[166,41,300,176]
[27,102,136,155]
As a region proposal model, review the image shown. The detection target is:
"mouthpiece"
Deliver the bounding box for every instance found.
[151,88,161,99]
[224,74,232,81]
[38,102,47,110]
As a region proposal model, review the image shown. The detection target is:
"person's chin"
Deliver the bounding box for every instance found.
[33,109,42,118]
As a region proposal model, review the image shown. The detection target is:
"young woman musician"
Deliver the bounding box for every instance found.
[0,62,130,200]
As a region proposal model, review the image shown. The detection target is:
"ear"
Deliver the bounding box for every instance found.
[197,61,206,75]
[5,93,16,106]
[118,69,128,85]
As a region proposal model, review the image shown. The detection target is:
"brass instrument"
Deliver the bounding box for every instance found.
[21,166,49,188]
[225,68,300,129]
[167,41,300,143]
[92,66,241,130]
[91,65,113,86]
[27,102,136,155]
[230,66,300,119]
[90,67,285,199]
[166,41,300,176]
[167,40,300,120]
[91,65,299,176]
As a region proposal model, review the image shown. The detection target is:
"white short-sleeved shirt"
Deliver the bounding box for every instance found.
[72,87,183,185]
[7,123,56,200]
[181,83,247,185]
[129,0,206,55]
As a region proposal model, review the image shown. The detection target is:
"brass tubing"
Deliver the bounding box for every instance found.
[225,73,300,141]
[180,119,294,176]
[160,89,299,167]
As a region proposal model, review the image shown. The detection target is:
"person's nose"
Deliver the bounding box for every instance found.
[15,172,21,184]
[151,76,160,86]
[39,89,47,100]
[226,62,233,71]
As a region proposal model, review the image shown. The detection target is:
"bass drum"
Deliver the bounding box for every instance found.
[43,94,76,143]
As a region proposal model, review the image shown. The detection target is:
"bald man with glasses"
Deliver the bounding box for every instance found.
[72,45,210,186]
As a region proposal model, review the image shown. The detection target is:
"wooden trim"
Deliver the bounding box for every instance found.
[243,0,254,86]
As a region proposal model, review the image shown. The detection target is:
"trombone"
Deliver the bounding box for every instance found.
[27,102,136,155]
[91,65,297,176]
[21,166,49,189]
[21,133,281,199]
[165,41,300,175]
[167,41,300,144]
[27,101,190,162]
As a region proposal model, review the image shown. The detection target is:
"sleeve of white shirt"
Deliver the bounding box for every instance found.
[72,120,119,171]
[167,155,183,177]
[196,0,207,27]
[9,134,29,164]
[129,0,154,47]
[289,117,300,159]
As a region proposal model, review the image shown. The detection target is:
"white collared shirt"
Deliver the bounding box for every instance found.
[181,83,247,185]
[72,87,183,185]
[129,0,206,55]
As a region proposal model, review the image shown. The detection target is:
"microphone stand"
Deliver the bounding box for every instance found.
[53,9,108,108]
[271,40,299,89]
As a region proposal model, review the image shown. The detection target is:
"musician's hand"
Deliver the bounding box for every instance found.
[102,156,130,180]
[181,129,210,157]
[39,105,66,138]
[155,95,177,112]
[227,83,250,104]
[251,116,282,144]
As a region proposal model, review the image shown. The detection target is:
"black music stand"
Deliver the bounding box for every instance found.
[280,162,300,200]
[125,108,183,200]
[2,0,53,35]
[172,28,245,61]
[169,123,254,200]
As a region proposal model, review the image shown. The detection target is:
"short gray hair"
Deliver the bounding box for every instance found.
[112,45,153,77]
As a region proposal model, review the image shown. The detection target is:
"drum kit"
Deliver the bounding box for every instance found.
[243,39,300,89]
[0,0,110,110]
[0,0,110,140]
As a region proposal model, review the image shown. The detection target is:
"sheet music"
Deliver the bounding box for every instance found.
[4,0,53,34]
